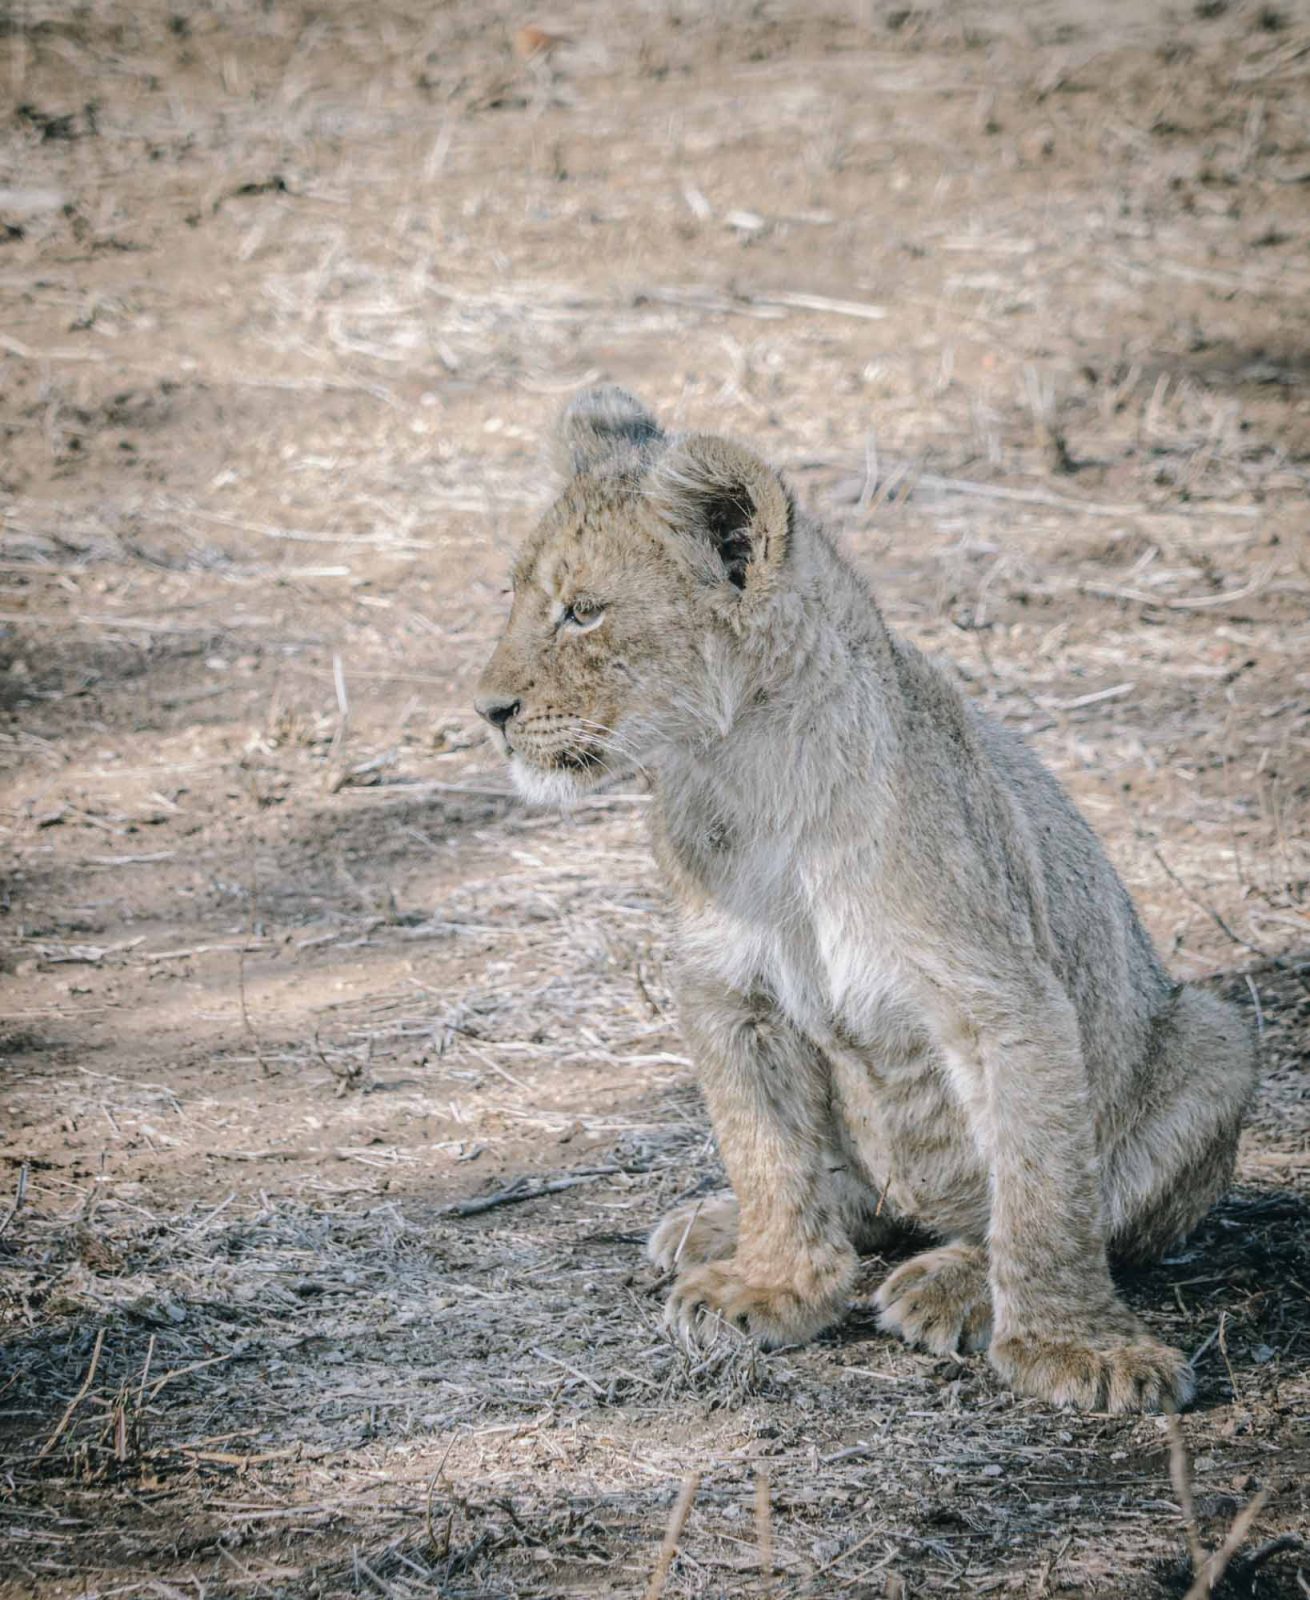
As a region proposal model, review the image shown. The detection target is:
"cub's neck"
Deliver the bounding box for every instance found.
[652,523,899,850]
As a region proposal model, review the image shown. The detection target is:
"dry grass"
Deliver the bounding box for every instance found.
[1,0,1308,1595]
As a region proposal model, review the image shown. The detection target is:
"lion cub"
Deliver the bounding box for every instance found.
[476,387,1258,1413]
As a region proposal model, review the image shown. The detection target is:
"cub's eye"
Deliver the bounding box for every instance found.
[560,599,605,633]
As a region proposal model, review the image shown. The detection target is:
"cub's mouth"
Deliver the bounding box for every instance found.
[507,747,606,808]
[506,718,606,772]
[552,747,607,774]
[503,716,617,806]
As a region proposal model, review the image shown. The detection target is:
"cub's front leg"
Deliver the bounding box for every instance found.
[654,974,859,1348]
[946,961,1192,1414]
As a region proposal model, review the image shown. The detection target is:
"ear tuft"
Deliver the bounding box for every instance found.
[647,434,790,593]
[555,385,663,477]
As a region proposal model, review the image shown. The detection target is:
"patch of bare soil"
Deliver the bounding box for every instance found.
[1,1,1307,1595]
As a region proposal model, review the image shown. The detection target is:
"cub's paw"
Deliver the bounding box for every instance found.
[875,1243,992,1356]
[647,1193,739,1273]
[665,1251,854,1351]
[990,1331,1194,1414]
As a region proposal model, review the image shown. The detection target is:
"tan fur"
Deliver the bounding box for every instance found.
[475,387,1260,1413]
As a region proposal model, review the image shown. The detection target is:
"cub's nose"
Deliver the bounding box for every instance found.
[475,693,521,731]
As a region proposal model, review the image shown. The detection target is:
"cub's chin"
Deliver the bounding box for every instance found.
[508,754,599,810]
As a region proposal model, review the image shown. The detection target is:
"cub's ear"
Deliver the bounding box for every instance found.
[554,385,663,476]
[647,433,791,594]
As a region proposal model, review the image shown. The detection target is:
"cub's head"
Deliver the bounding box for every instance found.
[475,386,795,805]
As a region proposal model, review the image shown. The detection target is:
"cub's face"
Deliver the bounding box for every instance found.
[475,387,791,805]
[476,477,703,805]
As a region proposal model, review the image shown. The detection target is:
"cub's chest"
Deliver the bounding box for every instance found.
[677,862,919,1051]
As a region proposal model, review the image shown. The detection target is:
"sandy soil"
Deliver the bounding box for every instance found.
[1,1,1307,1595]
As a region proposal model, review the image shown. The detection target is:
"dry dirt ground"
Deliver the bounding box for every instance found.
[1,1,1308,1596]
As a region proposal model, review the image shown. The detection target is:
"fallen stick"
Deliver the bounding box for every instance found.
[1165,1410,1206,1579]
[756,1468,775,1599]
[1082,566,1273,611]
[917,472,1259,519]
[810,1524,886,1581]
[438,1166,628,1218]
[751,289,888,320]
[0,1162,28,1240]
[37,1326,105,1460]
[644,1473,701,1600]
[1168,1404,1282,1600]
[1183,1486,1273,1600]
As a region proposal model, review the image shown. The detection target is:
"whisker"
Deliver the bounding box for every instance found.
[569,717,653,781]
[574,732,652,783]
[576,724,649,765]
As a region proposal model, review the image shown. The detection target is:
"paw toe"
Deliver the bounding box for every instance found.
[1105,1341,1195,1414]
[665,1263,761,1349]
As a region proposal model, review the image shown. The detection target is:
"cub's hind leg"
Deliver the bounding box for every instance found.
[648,1174,889,1275]
[648,1192,738,1272]
[875,1242,992,1356]
[1105,985,1259,1263]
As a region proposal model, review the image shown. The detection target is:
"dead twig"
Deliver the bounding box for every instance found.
[325,650,350,784]
[750,289,888,321]
[236,854,270,1077]
[1166,1409,1206,1579]
[1033,1534,1074,1597]
[1152,848,1272,969]
[756,1468,775,1599]
[1082,565,1274,611]
[137,1331,156,1407]
[146,1352,238,1400]
[811,1524,888,1582]
[1169,1404,1280,1600]
[0,1161,28,1239]
[644,1473,701,1600]
[1183,1486,1274,1600]
[424,1432,463,1560]
[37,1326,106,1460]
[437,1166,631,1218]
[917,473,1258,519]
